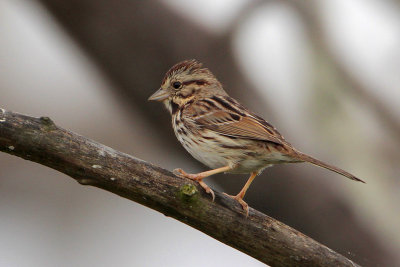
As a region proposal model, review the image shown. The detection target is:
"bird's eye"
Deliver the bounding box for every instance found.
[172,81,182,89]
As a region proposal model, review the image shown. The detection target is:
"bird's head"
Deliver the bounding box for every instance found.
[148,59,226,114]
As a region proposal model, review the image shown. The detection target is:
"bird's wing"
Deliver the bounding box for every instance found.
[193,108,285,145]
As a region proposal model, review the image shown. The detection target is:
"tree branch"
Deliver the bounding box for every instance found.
[0,108,359,267]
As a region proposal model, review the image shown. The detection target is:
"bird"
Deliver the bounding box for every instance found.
[148,59,365,216]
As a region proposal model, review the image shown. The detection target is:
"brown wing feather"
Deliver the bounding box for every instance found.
[194,109,285,145]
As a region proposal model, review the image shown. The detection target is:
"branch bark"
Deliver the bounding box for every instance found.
[0,108,359,267]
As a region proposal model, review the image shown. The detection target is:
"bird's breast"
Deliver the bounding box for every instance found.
[172,112,232,169]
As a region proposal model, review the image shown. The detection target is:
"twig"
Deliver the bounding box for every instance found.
[0,108,359,267]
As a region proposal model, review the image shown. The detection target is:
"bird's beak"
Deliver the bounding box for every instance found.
[148,88,170,101]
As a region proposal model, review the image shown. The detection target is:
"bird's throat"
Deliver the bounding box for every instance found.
[170,100,179,114]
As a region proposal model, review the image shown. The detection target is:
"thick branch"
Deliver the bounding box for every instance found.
[0,108,358,267]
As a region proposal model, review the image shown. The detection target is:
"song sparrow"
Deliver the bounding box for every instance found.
[149,59,365,215]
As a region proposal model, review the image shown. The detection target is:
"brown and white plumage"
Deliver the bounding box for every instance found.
[149,59,365,215]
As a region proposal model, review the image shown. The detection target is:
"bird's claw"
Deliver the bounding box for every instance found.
[173,168,185,176]
[223,192,249,217]
[173,168,215,201]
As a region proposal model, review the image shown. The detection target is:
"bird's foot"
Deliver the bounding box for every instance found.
[223,192,249,217]
[173,168,215,201]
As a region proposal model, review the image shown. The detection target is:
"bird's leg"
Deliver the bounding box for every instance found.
[174,165,231,201]
[223,171,258,216]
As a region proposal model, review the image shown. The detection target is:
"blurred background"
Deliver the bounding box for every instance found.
[1,0,399,266]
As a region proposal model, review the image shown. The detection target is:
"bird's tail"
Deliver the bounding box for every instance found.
[294,152,366,183]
